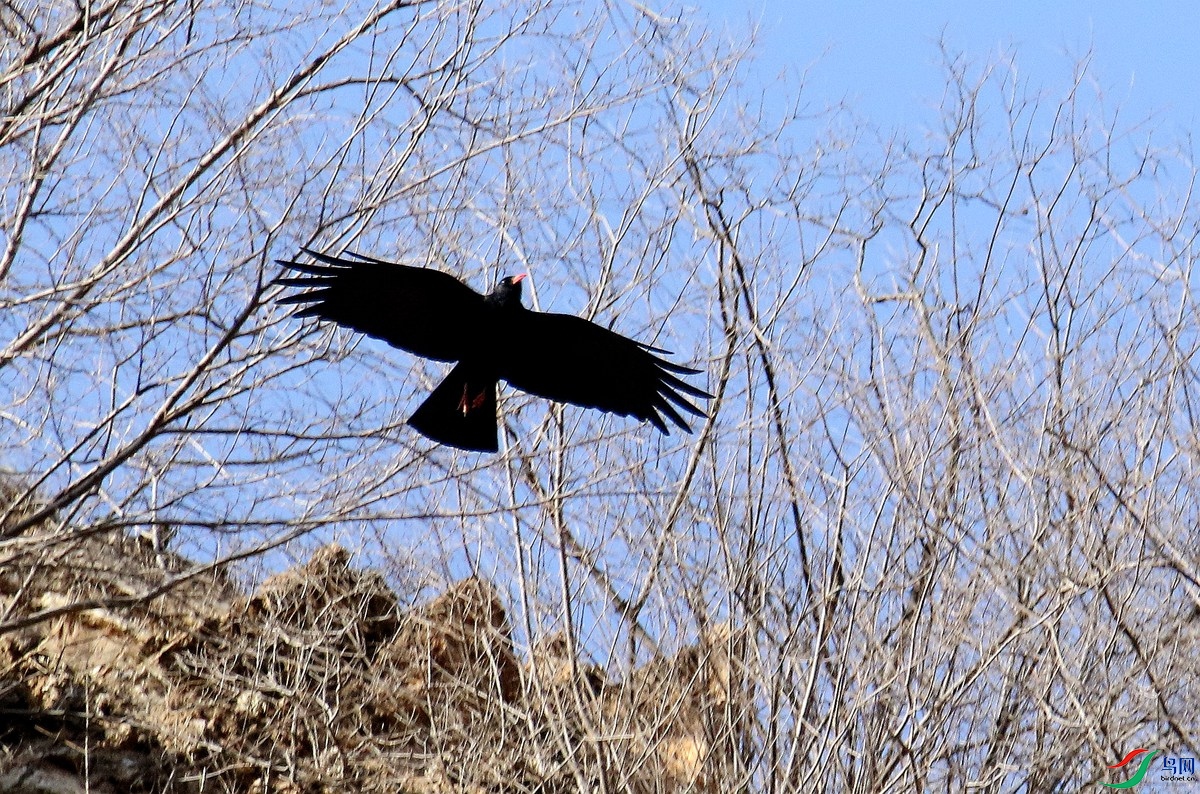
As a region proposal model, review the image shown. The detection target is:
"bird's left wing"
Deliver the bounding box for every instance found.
[275,249,487,362]
[499,311,710,433]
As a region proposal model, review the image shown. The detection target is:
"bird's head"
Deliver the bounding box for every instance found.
[489,273,526,309]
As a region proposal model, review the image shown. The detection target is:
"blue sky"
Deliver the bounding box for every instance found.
[705,1,1200,137]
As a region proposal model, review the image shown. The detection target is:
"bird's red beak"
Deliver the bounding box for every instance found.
[513,273,527,283]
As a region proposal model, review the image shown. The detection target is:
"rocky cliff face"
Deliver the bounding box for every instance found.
[1,536,738,793]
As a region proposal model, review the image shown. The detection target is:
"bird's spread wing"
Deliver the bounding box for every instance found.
[499,312,710,433]
[275,249,486,362]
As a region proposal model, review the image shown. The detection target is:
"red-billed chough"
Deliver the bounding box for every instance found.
[275,249,710,452]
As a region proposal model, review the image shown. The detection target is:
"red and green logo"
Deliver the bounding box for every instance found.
[1104,748,1158,789]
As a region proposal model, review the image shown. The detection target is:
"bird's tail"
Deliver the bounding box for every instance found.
[407,363,499,453]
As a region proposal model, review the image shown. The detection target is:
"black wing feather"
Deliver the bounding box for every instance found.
[274,248,486,362]
[499,312,710,433]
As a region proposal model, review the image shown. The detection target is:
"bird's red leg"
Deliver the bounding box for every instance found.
[458,385,487,415]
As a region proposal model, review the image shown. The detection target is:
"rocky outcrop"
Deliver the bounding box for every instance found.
[1,535,741,792]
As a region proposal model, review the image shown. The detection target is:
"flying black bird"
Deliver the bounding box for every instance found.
[275,249,710,452]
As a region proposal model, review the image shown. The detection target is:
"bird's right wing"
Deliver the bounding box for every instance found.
[500,311,710,433]
[275,249,486,362]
